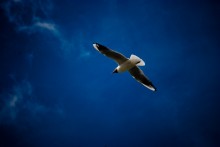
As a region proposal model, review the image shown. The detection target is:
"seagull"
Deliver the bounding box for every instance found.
[93,43,157,91]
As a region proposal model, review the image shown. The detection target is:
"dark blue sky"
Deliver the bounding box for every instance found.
[0,0,220,147]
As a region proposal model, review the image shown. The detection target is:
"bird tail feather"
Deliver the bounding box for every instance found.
[130,54,145,66]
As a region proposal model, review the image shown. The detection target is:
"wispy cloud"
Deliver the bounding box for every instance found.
[0,80,29,123]
[0,80,43,124]
[0,77,66,125]
[9,95,18,107]
[16,21,59,36]
[1,0,54,32]
[34,22,56,32]
[79,50,91,58]
[1,0,91,61]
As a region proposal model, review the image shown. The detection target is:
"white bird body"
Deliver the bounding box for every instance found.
[116,54,145,73]
[116,60,134,73]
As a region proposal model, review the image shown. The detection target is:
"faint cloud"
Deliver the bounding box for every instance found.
[0,80,31,122]
[1,0,54,32]
[1,0,86,60]
[0,79,64,125]
[79,50,91,59]
[0,80,35,123]
[76,33,92,60]
[16,21,59,37]
[1,0,64,49]
[34,22,57,32]
[9,95,18,107]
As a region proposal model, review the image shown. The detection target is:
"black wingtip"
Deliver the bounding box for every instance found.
[112,69,118,74]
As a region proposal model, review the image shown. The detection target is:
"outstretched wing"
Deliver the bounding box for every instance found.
[129,66,156,91]
[93,43,128,65]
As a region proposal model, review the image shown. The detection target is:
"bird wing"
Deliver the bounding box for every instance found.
[93,43,128,65]
[129,66,156,91]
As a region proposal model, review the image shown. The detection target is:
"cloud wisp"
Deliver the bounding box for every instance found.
[1,0,91,60]
[34,22,56,32]
[0,78,65,125]
[0,80,32,123]
[1,0,59,35]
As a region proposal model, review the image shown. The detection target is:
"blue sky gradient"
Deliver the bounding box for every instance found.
[0,0,220,146]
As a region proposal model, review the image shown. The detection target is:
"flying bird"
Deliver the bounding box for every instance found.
[93,43,157,91]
